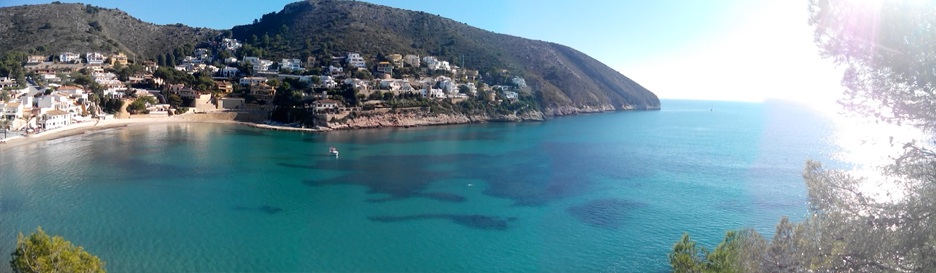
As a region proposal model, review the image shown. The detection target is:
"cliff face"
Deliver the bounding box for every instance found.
[233,0,661,114]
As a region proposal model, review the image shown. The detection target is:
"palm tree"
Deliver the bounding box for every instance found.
[0,116,10,139]
[20,112,34,132]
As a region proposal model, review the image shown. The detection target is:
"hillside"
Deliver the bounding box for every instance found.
[231,0,660,114]
[0,2,218,61]
[1,0,659,114]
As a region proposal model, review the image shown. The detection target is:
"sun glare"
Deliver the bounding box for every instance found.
[826,112,928,203]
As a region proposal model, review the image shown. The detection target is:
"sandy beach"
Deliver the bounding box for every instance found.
[0,116,245,152]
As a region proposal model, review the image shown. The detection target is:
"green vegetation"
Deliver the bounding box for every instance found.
[0,116,11,139]
[10,227,106,273]
[152,67,214,91]
[669,231,743,273]
[0,3,218,61]
[228,0,658,111]
[1,50,27,82]
[128,96,157,114]
[670,0,936,271]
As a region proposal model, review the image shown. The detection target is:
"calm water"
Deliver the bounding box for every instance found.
[0,100,840,272]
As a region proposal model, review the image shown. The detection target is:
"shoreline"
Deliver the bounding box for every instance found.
[0,106,646,152]
[0,116,248,152]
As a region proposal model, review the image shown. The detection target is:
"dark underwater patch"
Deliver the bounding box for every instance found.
[234,205,284,214]
[302,153,481,202]
[367,214,517,230]
[297,141,655,206]
[566,198,645,229]
[0,197,24,213]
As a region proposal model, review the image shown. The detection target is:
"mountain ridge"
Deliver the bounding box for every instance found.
[1,0,660,114]
[0,2,218,61]
[231,0,659,113]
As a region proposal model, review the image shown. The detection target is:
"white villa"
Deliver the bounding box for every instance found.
[86,52,105,65]
[59,52,80,64]
[40,110,71,129]
[346,53,366,69]
[280,58,304,71]
[221,67,239,78]
[239,77,267,86]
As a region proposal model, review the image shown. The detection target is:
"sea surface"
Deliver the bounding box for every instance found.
[0,99,844,272]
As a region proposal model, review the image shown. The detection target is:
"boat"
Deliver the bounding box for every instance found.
[329,147,339,157]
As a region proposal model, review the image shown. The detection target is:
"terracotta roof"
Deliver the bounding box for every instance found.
[46,110,69,116]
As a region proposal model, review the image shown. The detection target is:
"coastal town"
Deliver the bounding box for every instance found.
[0,37,535,143]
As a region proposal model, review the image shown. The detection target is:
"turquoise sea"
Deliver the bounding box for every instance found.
[0,99,840,272]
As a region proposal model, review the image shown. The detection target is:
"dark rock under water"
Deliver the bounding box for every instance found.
[234,205,284,215]
[368,214,517,230]
[566,198,644,229]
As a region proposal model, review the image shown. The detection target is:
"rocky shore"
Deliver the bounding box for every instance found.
[324,110,547,130]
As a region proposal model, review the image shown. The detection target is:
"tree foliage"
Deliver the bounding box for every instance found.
[669,231,745,273]
[811,0,936,131]
[1,51,27,81]
[671,1,936,272]
[9,226,105,273]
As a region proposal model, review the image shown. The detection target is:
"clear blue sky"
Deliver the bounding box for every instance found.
[2,0,843,103]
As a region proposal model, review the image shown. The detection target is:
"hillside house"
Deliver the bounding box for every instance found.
[27,55,46,64]
[504,91,519,100]
[165,84,194,98]
[344,78,371,92]
[57,86,84,96]
[314,99,341,113]
[221,67,239,78]
[376,62,393,74]
[109,53,128,66]
[379,79,403,91]
[215,81,233,94]
[404,54,420,67]
[183,56,202,65]
[346,53,366,69]
[328,65,345,78]
[221,38,242,51]
[387,54,404,68]
[243,56,259,65]
[177,87,200,99]
[127,75,146,85]
[422,87,445,99]
[464,70,480,81]
[280,58,304,71]
[59,52,80,64]
[239,77,267,86]
[255,60,274,72]
[321,76,338,88]
[194,48,209,59]
[86,52,105,65]
[249,83,276,102]
[0,77,16,88]
[143,61,158,72]
[41,73,61,82]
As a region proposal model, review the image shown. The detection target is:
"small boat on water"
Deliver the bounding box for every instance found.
[329,147,339,157]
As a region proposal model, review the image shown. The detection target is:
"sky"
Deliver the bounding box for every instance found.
[2,0,845,104]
